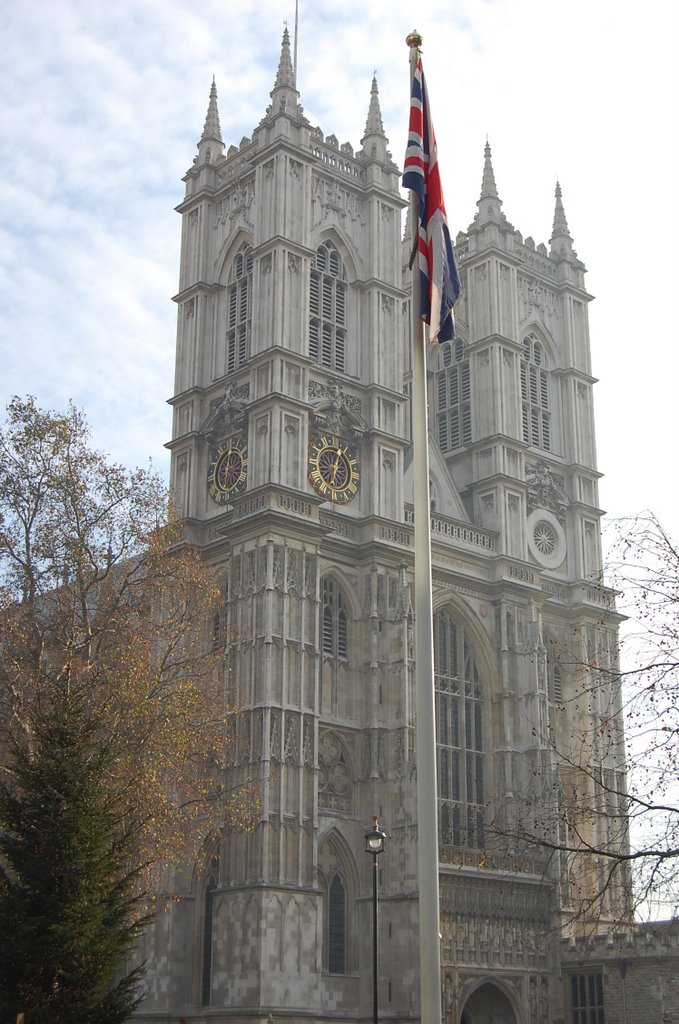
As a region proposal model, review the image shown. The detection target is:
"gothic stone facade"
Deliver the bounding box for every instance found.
[133,32,678,1024]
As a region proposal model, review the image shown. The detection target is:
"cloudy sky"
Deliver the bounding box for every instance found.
[2,0,677,539]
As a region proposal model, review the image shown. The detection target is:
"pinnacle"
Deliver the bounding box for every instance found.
[273,26,296,91]
[363,74,386,139]
[551,180,572,242]
[479,140,499,201]
[200,76,222,144]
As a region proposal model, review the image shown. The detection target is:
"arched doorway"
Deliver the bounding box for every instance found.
[460,981,518,1024]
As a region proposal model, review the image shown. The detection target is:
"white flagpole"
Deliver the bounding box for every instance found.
[293,0,299,87]
[407,30,442,1024]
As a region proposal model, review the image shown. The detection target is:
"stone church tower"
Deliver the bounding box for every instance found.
[134,30,652,1024]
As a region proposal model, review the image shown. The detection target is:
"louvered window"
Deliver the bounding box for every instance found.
[436,339,472,452]
[226,243,253,374]
[212,612,222,650]
[322,577,348,659]
[521,334,551,451]
[546,636,564,704]
[309,240,347,371]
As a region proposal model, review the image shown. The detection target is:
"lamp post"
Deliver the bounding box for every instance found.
[365,816,386,1024]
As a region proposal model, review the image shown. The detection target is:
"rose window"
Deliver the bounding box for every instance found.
[533,520,557,556]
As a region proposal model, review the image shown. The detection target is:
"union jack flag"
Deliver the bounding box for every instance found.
[403,56,461,343]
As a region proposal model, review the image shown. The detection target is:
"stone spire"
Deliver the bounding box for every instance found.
[197,77,224,164]
[550,181,574,258]
[268,26,299,119]
[480,140,499,200]
[476,140,503,224]
[274,26,296,89]
[364,75,386,138]
[360,74,389,163]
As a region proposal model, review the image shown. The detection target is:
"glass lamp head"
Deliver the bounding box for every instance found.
[365,816,386,855]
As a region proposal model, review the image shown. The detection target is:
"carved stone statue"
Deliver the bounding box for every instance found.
[526,461,570,518]
[200,383,249,445]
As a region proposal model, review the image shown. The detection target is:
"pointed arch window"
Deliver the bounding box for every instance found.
[318,832,355,976]
[328,873,347,973]
[309,240,347,372]
[436,339,471,452]
[201,854,220,1006]
[226,243,253,374]
[521,334,551,451]
[435,611,485,848]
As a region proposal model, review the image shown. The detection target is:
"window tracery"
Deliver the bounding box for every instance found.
[318,731,352,812]
[318,834,355,975]
[435,611,485,848]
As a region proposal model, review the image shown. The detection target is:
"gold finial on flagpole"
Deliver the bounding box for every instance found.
[406,29,423,48]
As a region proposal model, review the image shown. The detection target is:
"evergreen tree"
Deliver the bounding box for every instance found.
[0,677,151,1022]
[0,397,256,1018]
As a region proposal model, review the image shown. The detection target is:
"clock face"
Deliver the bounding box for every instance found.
[308,434,359,504]
[208,436,248,505]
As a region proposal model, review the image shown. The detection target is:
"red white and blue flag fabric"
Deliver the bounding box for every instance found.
[403,57,461,343]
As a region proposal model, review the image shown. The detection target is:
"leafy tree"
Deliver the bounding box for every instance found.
[0,396,256,1014]
[490,511,679,925]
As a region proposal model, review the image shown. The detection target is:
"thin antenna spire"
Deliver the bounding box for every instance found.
[293,0,299,87]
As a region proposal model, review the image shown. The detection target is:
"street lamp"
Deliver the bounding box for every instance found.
[365,816,386,1024]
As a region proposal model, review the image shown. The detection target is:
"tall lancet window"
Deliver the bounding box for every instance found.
[318,831,355,976]
[328,873,347,973]
[309,240,347,372]
[436,339,471,452]
[201,853,220,1006]
[434,611,485,849]
[226,243,253,374]
[521,334,551,451]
